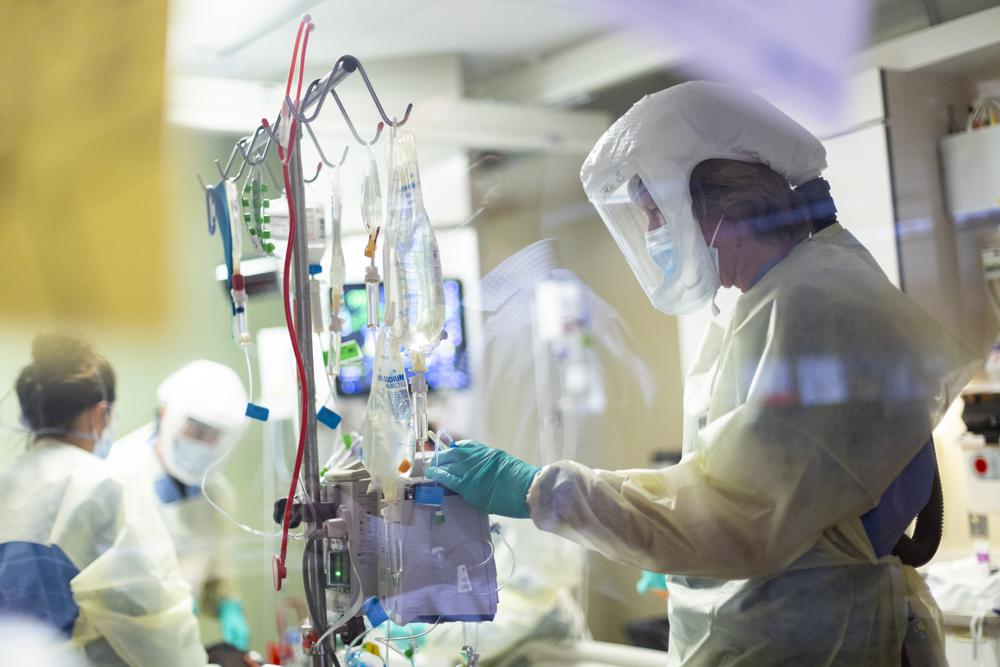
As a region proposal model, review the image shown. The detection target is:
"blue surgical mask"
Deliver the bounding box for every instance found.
[35,422,114,459]
[645,225,680,283]
[92,425,114,459]
[165,436,221,486]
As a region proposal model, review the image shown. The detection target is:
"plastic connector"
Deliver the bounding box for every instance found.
[364,265,381,328]
[364,232,379,258]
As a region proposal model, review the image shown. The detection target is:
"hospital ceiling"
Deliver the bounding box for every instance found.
[169,0,1000,84]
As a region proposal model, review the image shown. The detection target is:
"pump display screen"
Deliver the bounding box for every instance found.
[336,279,469,395]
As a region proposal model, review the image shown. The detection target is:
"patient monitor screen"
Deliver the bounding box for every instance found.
[337,278,470,395]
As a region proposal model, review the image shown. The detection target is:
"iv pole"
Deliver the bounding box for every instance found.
[286,126,329,665]
[199,51,412,667]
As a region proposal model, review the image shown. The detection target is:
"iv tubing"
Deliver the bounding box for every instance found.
[344,617,441,664]
[371,618,441,659]
[493,526,517,593]
[272,15,316,589]
[200,453,287,538]
[242,346,255,405]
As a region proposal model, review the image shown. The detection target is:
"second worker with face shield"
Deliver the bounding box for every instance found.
[429,82,981,665]
[108,360,250,652]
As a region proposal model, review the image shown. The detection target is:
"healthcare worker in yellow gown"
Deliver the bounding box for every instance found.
[428,82,980,665]
[109,360,249,650]
[0,332,207,666]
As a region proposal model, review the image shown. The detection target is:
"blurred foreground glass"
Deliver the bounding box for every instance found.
[0,1,167,325]
[586,0,870,123]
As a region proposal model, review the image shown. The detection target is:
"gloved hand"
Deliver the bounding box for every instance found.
[636,570,668,595]
[218,598,250,651]
[386,621,429,649]
[426,440,540,518]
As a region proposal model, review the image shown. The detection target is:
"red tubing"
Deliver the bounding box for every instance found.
[271,16,315,591]
[284,21,306,100]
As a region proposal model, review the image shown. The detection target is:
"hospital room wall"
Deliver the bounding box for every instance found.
[472,151,683,642]
[0,125,300,652]
[885,67,1000,561]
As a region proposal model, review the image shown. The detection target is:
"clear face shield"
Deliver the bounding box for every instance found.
[160,412,231,486]
[589,166,720,315]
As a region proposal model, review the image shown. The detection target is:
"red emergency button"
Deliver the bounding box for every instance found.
[974,456,989,476]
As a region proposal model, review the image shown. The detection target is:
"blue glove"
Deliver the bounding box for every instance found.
[636,571,668,595]
[426,441,540,519]
[218,598,250,651]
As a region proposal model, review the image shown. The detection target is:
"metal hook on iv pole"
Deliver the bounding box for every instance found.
[303,121,350,169]
[235,139,283,194]
[344,56,413,129]
[214,141,244,180]
[240,126,276,167]
[329,88,384,146]
[195,175,217,235]
[304,162,323,184]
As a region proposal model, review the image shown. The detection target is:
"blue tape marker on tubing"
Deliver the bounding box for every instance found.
[317,406,342,430]
[363,597,389,628]
[414,484,444,507]
[245,403,270,422]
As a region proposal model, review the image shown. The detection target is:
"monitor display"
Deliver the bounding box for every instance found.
[337,279,469,395]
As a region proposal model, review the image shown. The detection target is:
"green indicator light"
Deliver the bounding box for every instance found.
[328,551,351,588]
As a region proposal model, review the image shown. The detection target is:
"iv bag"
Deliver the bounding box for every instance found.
[361,317,413,502]
[328,168,346,296]
[383,129,445,353]
[361,147,382,237]
[224,180,243,272]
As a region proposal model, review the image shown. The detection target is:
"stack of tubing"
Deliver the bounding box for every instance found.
[262,14,314,591]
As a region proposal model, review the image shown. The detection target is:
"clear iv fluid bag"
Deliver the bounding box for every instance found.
[329,169,346,295]
[361,147,382,236]
[384,130,445,353]
[224,180,243,271]
[361,323,412,500]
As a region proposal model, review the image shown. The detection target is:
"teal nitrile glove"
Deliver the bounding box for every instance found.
[636,571,668,595]
[218,599,249,651]
[426,440,540,519]
[386,621,429,649]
